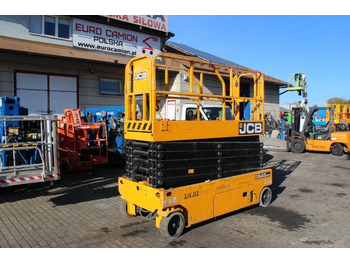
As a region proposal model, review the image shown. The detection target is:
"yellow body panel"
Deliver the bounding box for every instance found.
[118,169,272,228]
[125,120,263,142]
[305,139,333,152]
[305,132,350,152]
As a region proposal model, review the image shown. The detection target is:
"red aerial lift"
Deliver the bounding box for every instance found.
[58,109,108,172]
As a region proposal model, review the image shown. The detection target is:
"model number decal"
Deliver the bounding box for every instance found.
[135,72,147,80]
[239,122,263,135]
[256,172,270,179]
[184,191,199,199]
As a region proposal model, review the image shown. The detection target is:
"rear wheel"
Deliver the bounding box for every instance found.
[290,139,305,153]
[259,187,272,207]
[160,212,185,239]
[331,143,344,156]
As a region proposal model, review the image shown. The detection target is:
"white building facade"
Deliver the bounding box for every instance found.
[0,15,171,114]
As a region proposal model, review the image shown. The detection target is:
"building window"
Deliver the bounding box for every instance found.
[29,15,70,39]
[44,16,56,36]
[29,15,42,34]
[100,78,123,95]
[58,18,70,38]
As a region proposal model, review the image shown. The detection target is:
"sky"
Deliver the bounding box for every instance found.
[167,15,350,107]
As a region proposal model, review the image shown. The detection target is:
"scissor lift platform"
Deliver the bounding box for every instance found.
[118,53,272,238]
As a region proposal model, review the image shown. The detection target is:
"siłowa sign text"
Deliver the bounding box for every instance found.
[104,15,168,32]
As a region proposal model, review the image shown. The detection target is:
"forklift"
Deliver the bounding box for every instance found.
[286,106,350,156]
[118,53,273,238]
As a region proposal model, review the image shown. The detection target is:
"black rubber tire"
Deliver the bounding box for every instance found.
[119,199,134,217]
[290,139,306,153]
[259,187,272,207]
[160,212,185,239]
[339,123,348,131]
[331,143,344,156]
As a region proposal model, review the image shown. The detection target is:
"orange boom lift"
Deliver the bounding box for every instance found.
[58,109,108,172]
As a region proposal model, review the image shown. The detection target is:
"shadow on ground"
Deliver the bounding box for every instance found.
[0,165,124,206]
[263,152,301,203]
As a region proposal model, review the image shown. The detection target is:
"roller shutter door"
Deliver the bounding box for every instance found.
[16,72,77,114]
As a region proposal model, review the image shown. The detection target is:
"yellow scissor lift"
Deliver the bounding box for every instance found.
[327,103,350,131]
[118,53,273,238]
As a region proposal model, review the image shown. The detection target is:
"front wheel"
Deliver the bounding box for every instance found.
[160,212,185,239]
[331,143,344,156]
[290,139,306,153]
[119,199,135,217]
[259,187,272,207]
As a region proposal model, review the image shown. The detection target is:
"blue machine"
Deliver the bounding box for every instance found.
[280,117,286,140]
[312,109,327,126]
[0,96,20,133]
[0,96,40,167]
[83,106,125,164]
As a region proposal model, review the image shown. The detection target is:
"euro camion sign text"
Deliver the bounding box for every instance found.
[73,18,162,56]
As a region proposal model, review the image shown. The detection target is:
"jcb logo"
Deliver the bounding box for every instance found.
[256,172,270,179]
[239,122,263,135]
[135,72,147,81]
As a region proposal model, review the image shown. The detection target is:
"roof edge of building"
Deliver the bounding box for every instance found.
[0,35,130,65]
